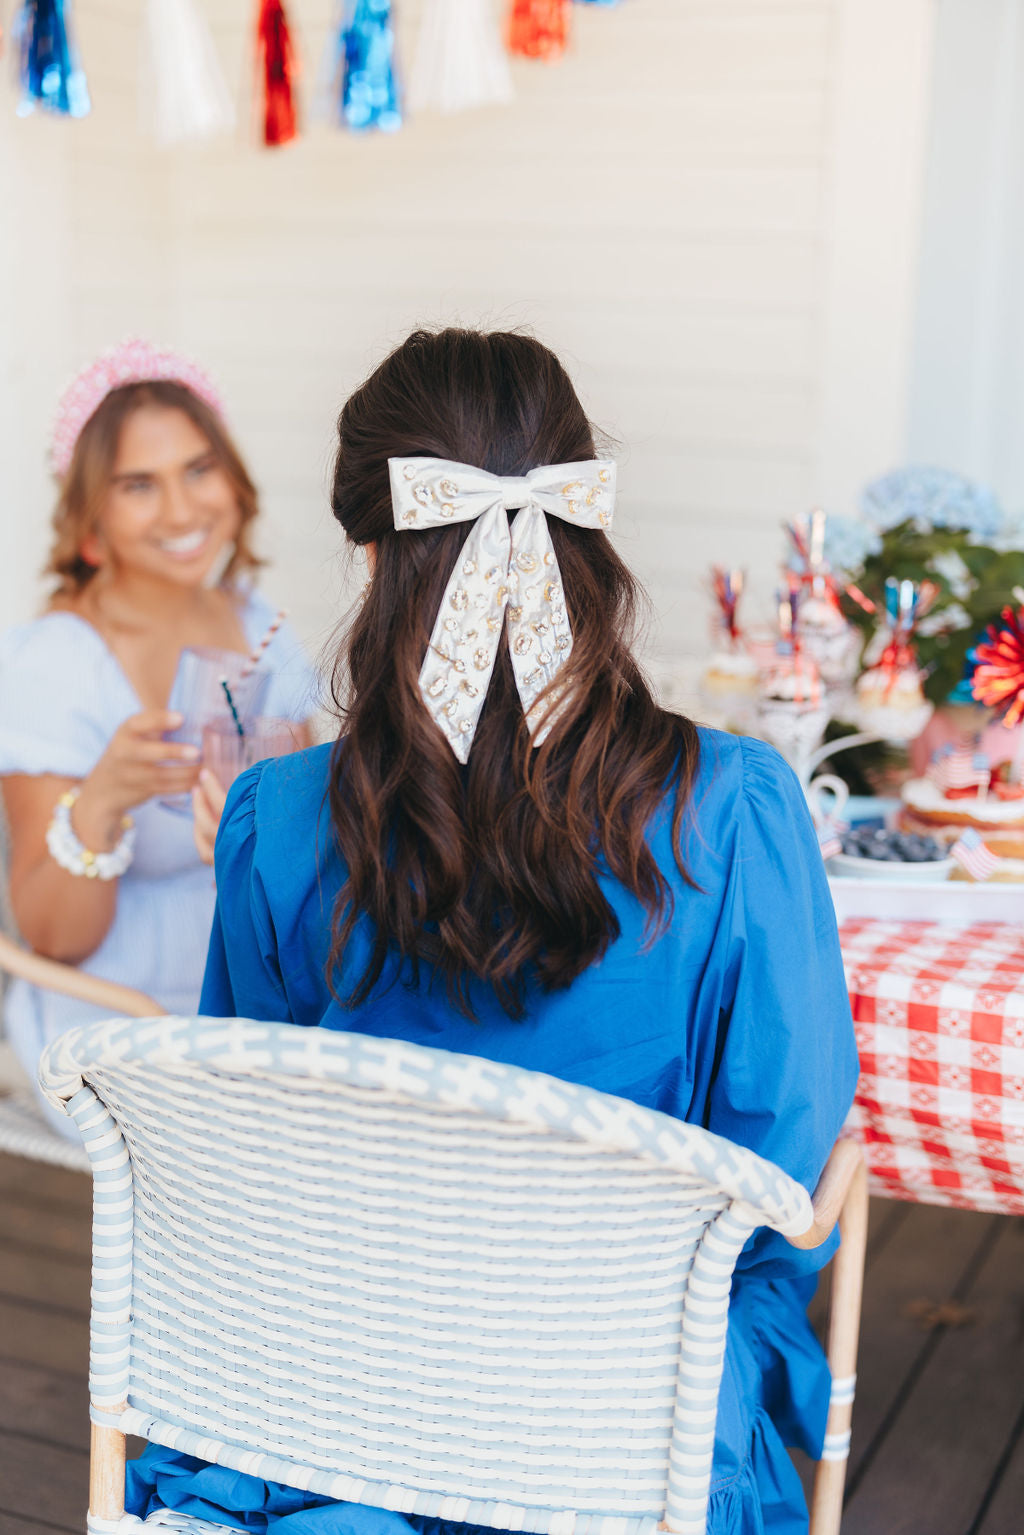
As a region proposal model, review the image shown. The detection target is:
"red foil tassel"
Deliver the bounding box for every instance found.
[506,0,569,61]
[256,0,299,147]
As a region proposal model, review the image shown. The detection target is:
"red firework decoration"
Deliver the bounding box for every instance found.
[971,605,1024,728]
[256,0,299,147]
[507,0,569,60]
[711,566,744,643]
[785,512,876,615]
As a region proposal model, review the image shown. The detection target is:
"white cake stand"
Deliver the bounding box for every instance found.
[800,702,934,793]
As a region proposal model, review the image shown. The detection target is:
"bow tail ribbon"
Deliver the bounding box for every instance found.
[418,503,511,762]
[417,503,572,762]
[507,506,573,746]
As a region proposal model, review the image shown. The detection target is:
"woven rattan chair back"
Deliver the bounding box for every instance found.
[40,1016,815,1535]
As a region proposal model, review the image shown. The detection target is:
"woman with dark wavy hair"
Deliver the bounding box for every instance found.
[127,329,858,1535]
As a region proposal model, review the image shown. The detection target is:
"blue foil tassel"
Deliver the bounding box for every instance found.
[14,0,91,117]
[339,0,401,133]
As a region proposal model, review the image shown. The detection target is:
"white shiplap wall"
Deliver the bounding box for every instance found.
[909,0,1024,512]
[0,0,934,678]
[0,0,174,625]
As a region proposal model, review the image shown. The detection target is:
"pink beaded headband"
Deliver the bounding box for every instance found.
[50,338,227,478]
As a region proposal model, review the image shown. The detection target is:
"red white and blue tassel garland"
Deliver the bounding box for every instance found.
[506,0,569,60]
[324,0,401,133]
[13,0,90,117]
[142,0,236,147]
[256,0,299,146]
[411,0,511,114]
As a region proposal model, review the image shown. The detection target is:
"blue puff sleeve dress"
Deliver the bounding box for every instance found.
[126,727,859,1535]
[0,587,318,1137]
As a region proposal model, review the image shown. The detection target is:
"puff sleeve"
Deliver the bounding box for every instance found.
[707,736,859,1279]
[199,761,292,1022]
[0,619,118,778]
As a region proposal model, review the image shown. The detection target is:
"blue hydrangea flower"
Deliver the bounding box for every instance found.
[860,467,1004,538]
[822,516,882,573]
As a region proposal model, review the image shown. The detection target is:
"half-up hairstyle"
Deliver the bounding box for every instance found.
[329,328,700,1018]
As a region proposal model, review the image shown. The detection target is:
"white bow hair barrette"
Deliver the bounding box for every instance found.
[388,456,617,763]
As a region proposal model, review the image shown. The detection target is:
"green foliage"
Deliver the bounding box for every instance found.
[839,519,1024,705]
[821,719,908,796]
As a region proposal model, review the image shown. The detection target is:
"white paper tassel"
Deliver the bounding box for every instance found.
[142,0,236,147]
[410,0,513,115]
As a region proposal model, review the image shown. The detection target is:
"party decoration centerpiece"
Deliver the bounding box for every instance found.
[13,0,90,117]
[970,596,1024,782]
[142,0,236,146]
[700,567,758,712]
[325,0,402,132]
[854,577,935,741]
[971,601,1024,730]
[506,0,569,60]
[785,509,862,689]
[255,0,300,147]
[755,588,829,772]
[410,0,512,114]
[827,467,1024,708]
[892,593,1024,871]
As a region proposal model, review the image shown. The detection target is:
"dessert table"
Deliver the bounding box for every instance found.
[840,917,1024,1215]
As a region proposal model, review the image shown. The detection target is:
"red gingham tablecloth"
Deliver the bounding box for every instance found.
[840,918,1024,1215]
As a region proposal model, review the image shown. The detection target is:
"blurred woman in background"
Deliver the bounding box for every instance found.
[0,339,317,1134]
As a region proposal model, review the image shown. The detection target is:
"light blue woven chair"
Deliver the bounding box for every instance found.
[38,1016,866,1535]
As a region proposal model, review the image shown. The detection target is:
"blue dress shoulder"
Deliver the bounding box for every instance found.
[127,728,859,1535]
[0,588,318,1137]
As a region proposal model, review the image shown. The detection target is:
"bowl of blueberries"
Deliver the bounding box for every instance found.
[828,826,955,881]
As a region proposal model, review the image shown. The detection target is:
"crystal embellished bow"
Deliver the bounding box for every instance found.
[389,456,617,762]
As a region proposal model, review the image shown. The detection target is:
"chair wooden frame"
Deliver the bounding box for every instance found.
[0,932,163,1019]
[0,932,163,1171]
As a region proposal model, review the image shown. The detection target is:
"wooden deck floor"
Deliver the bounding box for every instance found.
[1,1151,1023,1535]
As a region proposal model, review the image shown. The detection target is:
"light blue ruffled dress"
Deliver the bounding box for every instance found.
[0,588,319,1135]
[127,728,859,1534]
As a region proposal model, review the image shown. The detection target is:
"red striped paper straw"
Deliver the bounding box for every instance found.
[240,608,287,681]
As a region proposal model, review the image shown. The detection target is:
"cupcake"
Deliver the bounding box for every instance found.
[853,577,936,740]
[798,592,859,688]
[756,652,829,765]
[855,662,933,741]
[700,647,759,700]
[700,566,758,722]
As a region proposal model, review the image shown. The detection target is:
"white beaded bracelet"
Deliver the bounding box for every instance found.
[45,788,136,880]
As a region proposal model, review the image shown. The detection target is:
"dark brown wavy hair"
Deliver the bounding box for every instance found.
[328,328,700,1018]
[46,380,262,596]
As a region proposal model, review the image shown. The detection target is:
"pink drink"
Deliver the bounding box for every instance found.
[201,716,302,790]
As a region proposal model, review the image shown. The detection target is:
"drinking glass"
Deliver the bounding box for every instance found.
[162,647,270,811]
[201,716,302,791]
[167,647,270,749]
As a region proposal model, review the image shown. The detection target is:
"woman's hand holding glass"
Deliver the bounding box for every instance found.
[73,709,201,851]
[192,769,227,867]
[190,718,306,866]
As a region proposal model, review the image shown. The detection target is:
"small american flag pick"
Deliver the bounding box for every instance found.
[951,828,1000,881]
[938,747,978,792]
